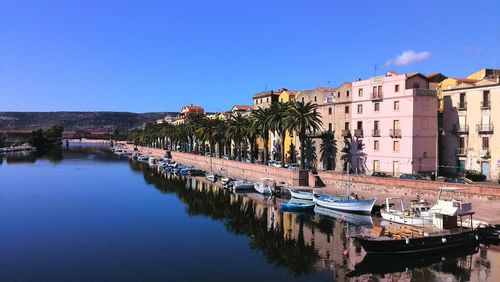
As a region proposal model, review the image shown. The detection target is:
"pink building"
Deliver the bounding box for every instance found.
[350,73,438,176]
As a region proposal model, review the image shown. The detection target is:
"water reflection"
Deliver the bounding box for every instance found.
[128,160,499,281]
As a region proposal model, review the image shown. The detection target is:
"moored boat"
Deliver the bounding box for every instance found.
[287,188,314,200]
[231,180,255,191]
[380,197,433,226]
[280,200,315,212]
[354,187,478,255]
[314,206,374,226]
[313,193,376,214]
[205,172,217,182]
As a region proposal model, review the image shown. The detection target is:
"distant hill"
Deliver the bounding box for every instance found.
[0,112,176,132]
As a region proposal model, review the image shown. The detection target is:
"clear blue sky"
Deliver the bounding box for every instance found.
[1,0,499,112]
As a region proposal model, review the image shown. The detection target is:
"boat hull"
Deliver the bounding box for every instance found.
[314,206,374,226]
[313,196,375,214]
[380,210,433,226]
[280,203,315,212]
[254,183,272,194]
[355,230,479,255]
[288,188,314,200]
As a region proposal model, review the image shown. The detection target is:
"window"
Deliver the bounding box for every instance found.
[260,99,263,103]
[337,92,340,98]
[357,104,363,114]
[482,137,489,149]
[345,106,349,114]
[328,123,332,132]
[301,97,304,103]
[328,107,332,115]
[346,91,350,97]
[394,101,400,111]
[393,120,400,130]
[373,160,380,172]
[393,141,400,152]
[373,86,377,95]
[374,103,380,111]
[345,122,349,130]
[314,96,317,102]
[374,120,379,130]
[374,140,379,151]
[459,93,466,104]
[423,152,428,158]
[378,86,382,95]
[280,98,283,102]
[358,88,363,97]
[395,84,400,92]
[413,83,420,89]
[357,121,363,130]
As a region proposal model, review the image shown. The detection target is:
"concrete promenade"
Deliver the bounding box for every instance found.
[123,144,500,224]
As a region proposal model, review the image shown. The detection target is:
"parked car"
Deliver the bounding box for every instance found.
[372,172,389,177]
[288,163,300,170]
[458,170,487,182]
[399,174,422,180]
[445,177,474,184]
[272,161,282,168]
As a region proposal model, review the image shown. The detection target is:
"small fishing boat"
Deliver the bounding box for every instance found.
[280,199,315,212]
[354,187,479,255]
[288,188,314,200]
[313,193,376,214]
[231,180,255,191]
[254,178,275,194]
[220,177,234,186]
[380,197,433,226]
[148,157,158,166]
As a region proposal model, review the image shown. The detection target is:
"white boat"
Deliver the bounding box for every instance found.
[429,187,474,229]
[313,193,376,214]
[380,197,433,226]
[313,163,376,214]
[288,188,314,200]
[137,154,150,162]
[254,178,275,194]
[232,180,255,191]
[220,177,234,185]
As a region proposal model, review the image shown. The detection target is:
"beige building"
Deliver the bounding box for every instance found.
[442,72,500,181]
[333,82,352,172]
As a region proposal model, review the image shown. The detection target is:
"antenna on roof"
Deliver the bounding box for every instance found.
[374,64,379,77]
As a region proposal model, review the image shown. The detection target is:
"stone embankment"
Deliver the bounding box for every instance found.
[123,144,500,223]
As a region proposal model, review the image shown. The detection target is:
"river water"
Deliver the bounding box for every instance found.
[1,143,499,281]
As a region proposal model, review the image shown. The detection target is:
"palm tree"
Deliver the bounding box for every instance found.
[250,107,272,164]
[286,101,322,169]
[319,131,336,170]
[227,113,248,160]
[268,102,291,168]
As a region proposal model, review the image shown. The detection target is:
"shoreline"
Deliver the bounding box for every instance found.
[122,144,500,224]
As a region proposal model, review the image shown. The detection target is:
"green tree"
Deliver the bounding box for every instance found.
[268,102,291,168]
[286,101,322,169]
[45,124,64,140]
[250,107,272,164]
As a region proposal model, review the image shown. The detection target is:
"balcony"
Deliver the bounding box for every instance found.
[354,129,364,138]
[341,129,351,138]
[414,89,437,96]
[453,124,469,134]
[372,129,380,137]
[476,123,494,134]
[457,101,467,111]
[480,149,491,159]
[389,129,402,138]
[370,92,383,101]
[481,100,491,110]
[456,148,466,156]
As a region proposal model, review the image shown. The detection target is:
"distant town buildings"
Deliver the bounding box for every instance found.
[161,68,499,181]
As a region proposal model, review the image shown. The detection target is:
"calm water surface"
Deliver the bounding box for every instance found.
[1,144,499,281]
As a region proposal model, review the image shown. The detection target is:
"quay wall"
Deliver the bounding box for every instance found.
[123,144,500,199]
[314,171,500,200]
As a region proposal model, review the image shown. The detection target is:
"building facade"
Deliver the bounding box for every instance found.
[442,75,500,181]
[350,73,438,176]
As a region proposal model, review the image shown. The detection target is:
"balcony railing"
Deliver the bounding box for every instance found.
[372,129,380,137]
[354,129,364,138]
[370,92,383,101]
[480,149,491,158]
[389,129,402,138]
[456,148,466,156]
[481,100,491,109]
[476,124,494,134]
[453,124,469,134]
[457,101,467,110]
[414,89,437,96]
[341,129,351,137]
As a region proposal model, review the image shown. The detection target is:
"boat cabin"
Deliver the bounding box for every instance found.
[429,187,474,229]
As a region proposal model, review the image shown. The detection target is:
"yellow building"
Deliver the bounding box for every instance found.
[277,90,300,163]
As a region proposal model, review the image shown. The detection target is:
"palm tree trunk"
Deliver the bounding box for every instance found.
[280,132,286,168]
[263,135,269,165]
[300,134,306,169]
